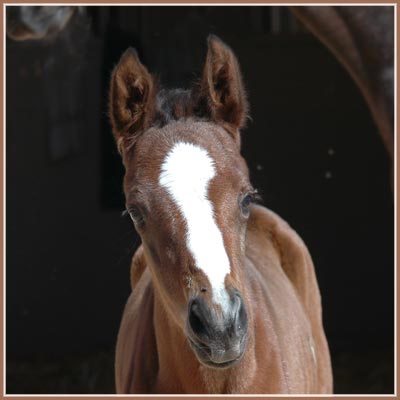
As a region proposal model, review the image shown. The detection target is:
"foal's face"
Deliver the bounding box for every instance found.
[110,36,252,368]
[125,122,253,367]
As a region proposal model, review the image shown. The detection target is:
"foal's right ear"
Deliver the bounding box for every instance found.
[109,48,156,155]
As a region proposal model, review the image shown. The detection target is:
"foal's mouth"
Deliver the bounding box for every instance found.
[188,334,247,369]
[186,293,249,369]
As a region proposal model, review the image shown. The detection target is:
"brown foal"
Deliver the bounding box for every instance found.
[109,35,332,394]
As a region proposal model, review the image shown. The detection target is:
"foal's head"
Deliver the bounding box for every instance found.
[110,36,256,369]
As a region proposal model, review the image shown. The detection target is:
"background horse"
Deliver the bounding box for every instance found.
[6,6,82,41]
[109,35,332,394]
[291,6,394,166]
[7,5,393,165]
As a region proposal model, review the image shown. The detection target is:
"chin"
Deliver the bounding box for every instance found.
[188,334,247,370]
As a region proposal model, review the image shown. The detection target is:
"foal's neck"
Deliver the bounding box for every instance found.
[152,289,256,394]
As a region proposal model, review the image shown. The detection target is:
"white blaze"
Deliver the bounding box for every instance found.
[159,141,231,310]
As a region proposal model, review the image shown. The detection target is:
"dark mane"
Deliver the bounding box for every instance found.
[153,87,207,128]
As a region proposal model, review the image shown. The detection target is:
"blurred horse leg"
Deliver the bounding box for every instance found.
[291,6,394,170]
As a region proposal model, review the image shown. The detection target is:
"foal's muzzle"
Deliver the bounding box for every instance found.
[187,293,248,368]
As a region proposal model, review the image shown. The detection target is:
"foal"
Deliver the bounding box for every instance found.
[109,35,332,394]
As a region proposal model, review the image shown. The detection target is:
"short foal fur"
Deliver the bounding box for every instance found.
[109,36,332,394]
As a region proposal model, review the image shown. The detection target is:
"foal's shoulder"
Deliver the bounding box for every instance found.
[247,205,322,316]
[247,204,309,259]
[116,250,156,393]
[130,245,149,290]
[247,204,291,232]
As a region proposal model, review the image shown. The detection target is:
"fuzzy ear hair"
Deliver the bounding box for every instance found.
[196,35,249,137]
[109,48,156,155]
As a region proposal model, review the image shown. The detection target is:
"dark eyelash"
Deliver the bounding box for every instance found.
[245,189,262,205]
[126,206,145,226]
[250,189,263,204]
[122,207,143,222]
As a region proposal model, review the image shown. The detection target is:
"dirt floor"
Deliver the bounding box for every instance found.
[6,347,394,394]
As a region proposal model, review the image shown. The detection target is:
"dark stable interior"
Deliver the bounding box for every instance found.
[6,6,394,394]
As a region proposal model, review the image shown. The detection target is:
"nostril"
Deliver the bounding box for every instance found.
[189,301,209,339]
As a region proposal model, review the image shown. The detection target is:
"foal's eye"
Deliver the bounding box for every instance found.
[127,206,144,226]
[241,194,252,209]
[240,190,258,218]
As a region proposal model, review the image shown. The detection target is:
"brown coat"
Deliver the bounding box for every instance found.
[115,205,332,394]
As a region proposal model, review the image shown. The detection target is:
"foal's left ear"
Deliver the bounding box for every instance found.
[196,35,248,140]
